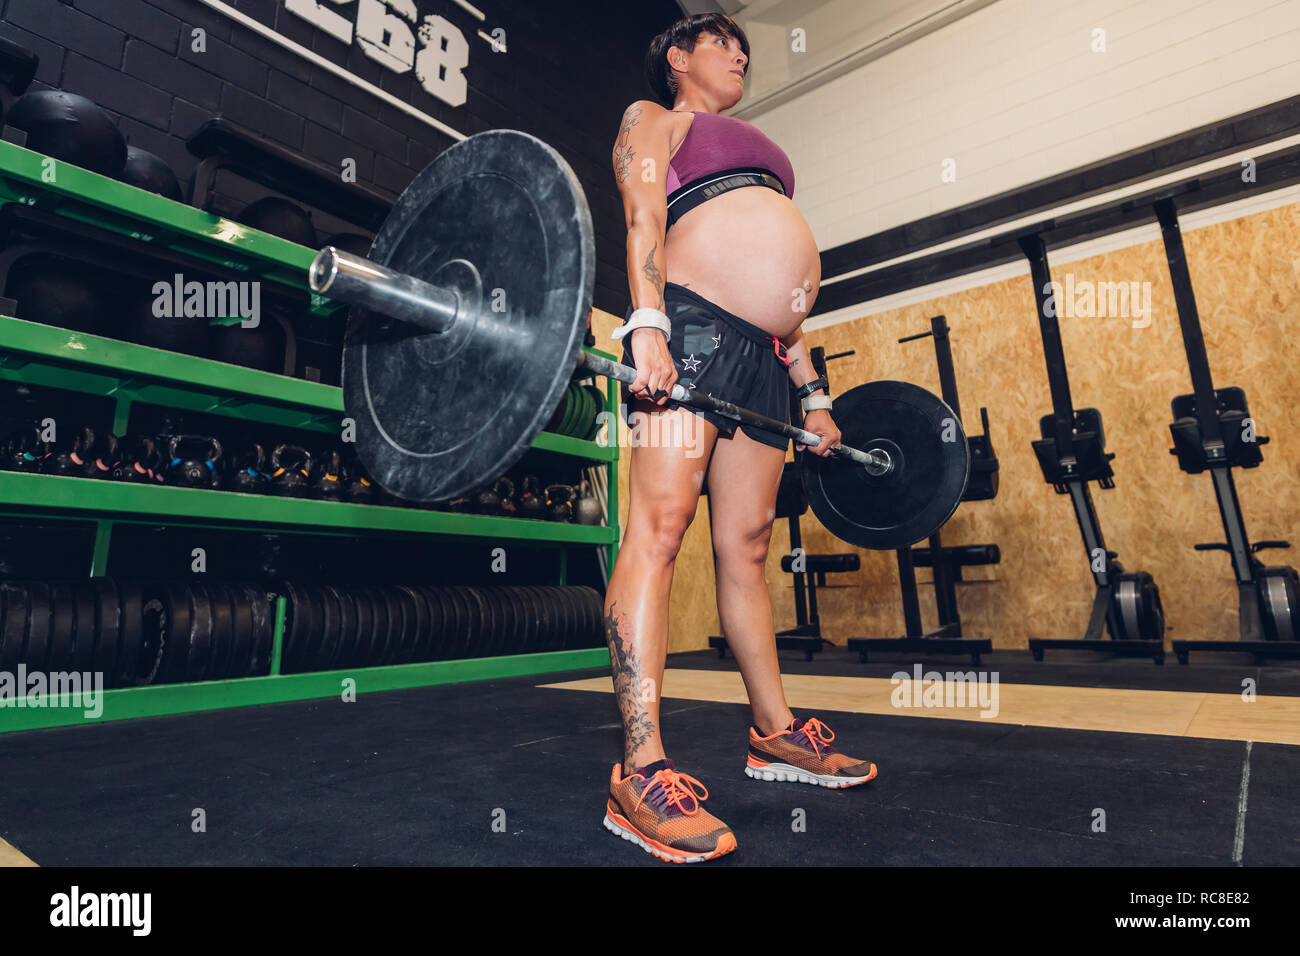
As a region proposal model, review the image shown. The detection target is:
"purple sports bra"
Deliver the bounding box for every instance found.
[666,110,795,198]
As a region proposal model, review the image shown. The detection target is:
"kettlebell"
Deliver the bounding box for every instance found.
[495,477,517,518]
[519,475,546,520]
[229,442,270,494]
[268,444,312,497]
[311,447,346,501]
[4,425,48,473]
[112,435,165,484]
[343,455,377,505]
[474,480,501,515]
[87,430,120,479]
[574,478,602,526]
[546,483,575,522]
[43,425,101,478]
[165,434,224,489]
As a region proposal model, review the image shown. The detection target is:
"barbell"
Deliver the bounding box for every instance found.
[306,129,970,550]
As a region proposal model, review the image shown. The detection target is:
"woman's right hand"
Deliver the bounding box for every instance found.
[628,327,678,405]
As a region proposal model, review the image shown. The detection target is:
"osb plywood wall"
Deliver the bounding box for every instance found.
[590,200,1300,651]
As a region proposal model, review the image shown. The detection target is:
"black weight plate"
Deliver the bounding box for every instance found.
[279,581,308,673]
[391,586,422,663]
[116,580,144,686]
[557,586,578,651]
[226,585,254,678]
[47,582,76,672]
[186,584,214,682]
[454,587,479,660]
[135,587,167,686]
[205,583,235,680]
[90,578,121,687]
[500,586,525,656]
[507,586,532,654]
[329,585,358,670]
[0,582,26,673]
[361,586,389,667]
[574,586,600,649]
[526,585,553,653]
[315,585,343,671]
[70,580,96,672]
[493,585,516,656]
[419,586,452,660]
[438,587,467,660]
[463,586,487,659]
[545,586,568,651]
[396,585,431,662]
[23,582,52,672]
[801,380,969,551]
[342,129,595,502]
[158,585,191,683]
[243,586,274,675]
[365,587,394,665]
[349,587,375,668]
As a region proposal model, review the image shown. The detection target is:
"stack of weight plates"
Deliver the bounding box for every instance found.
[277,583,604,673]
[0,579,276,687]
[545,381,606,440]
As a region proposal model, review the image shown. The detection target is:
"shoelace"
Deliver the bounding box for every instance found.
[793,717,836,757]
[634,768,709,817]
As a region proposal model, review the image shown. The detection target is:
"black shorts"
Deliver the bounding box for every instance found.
[620,282,792,450]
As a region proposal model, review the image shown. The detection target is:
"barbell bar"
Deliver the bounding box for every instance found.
[304,128,968,549]
[310,246,895,477]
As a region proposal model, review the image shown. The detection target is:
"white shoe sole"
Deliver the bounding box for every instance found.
[744,761,874,788]
[602,813,729,864]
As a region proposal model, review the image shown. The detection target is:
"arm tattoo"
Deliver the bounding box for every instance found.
[641,242,665,310]
[788,357,801,369]
[613,104,641,184]
[604,603,658,763]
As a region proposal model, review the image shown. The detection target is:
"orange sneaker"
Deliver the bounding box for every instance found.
[746,717,877,788]
[603,759,737,863]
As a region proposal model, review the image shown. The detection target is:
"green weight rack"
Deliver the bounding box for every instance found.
[0,138,620,733]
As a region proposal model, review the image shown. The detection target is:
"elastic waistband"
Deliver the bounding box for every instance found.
[665,282,777,348]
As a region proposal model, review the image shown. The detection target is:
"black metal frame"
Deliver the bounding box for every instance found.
[1151,193,1299,663]
[1013,234,1164,664]
[847,315,996,664]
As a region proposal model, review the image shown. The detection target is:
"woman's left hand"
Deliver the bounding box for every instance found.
[797,409,841,458]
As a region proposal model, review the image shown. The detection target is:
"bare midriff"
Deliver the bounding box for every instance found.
[663,117,819,339]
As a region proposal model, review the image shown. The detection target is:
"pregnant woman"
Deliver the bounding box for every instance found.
[601,12,877,864]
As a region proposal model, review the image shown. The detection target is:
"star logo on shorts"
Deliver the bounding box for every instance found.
[711,334,722,350]
[682,354,701,372]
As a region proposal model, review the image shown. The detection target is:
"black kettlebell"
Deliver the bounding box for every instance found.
[42,425,100,478]
[165,434,224,489]
[268,444,312,497]
[546,483,575,522]
[474,480,501,515]
[311,448,345,501]
[87,430,120,479]
[111,435,165,484]
[229,442,270,494]
[342,452,377,505]
[519,475,546,520]
[3,425,48,473]
[495,477,517,518]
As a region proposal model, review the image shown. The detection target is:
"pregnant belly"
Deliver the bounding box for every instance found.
[664,187,820,338]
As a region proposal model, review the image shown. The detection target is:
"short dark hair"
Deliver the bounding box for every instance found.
[644,13,750,109]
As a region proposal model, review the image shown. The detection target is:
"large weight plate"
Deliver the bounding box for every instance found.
[25,582,52,673]
[344,129,595,502]
[801,381,969,550]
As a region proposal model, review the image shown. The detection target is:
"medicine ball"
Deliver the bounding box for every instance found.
[120,146,183,202]
[209,310,285,373]
[114,277,210,357]
[235,197,316,247]
[321,232,373,257]
[6,90,127,177]
[6,254,108,335]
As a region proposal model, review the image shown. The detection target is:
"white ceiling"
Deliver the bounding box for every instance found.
[676,0,1001,118]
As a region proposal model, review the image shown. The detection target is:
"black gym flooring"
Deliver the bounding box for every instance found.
[2,649,1298,866]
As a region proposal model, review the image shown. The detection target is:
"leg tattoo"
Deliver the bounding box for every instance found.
[605,602,658,767]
